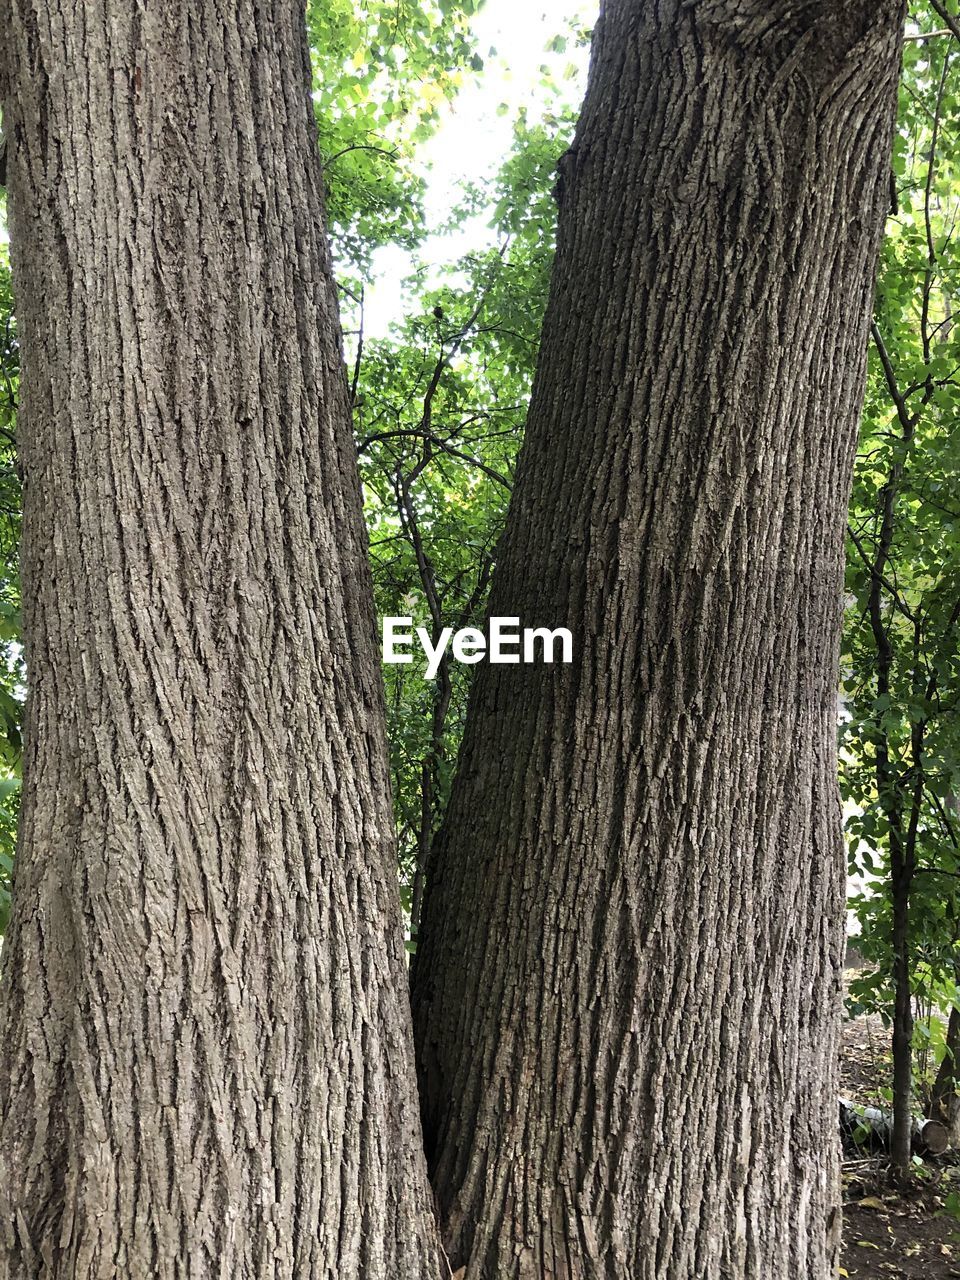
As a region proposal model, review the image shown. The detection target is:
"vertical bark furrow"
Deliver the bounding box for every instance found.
[413,3,904,1276]
[0,3,439,1277]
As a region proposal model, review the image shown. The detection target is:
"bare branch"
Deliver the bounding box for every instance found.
[323,143,399,167]
[847,525,918,624]
[870,322,917,434]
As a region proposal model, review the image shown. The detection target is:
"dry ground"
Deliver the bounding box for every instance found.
[840,1014,960,1279]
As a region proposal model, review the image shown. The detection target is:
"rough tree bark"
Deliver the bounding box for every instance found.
[412,2,906,1276]
[0,3,440,1277]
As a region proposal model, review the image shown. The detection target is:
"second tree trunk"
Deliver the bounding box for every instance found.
[412,2,905,1276]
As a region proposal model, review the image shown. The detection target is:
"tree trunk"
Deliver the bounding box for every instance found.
[930,961,960,1148]
[412,3,905,1276]
[863,345,916,1173]
[932,804,960,1147]
[931,1005,960,1145]
[890,835,916,1171]
[0,4,439,1277]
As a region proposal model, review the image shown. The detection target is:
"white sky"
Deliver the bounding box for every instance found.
[360,0,593,337]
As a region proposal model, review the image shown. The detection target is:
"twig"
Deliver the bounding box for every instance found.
[871,322,917,434]
[929,0,960,44]
[847,525,917,624]
[351,287,364,406]
[323,144,399,166]
[921,53,950,367]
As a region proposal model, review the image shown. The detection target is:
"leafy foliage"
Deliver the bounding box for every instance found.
[309,0,484,274]
[842,16,960,1126]
[354,113,573,933]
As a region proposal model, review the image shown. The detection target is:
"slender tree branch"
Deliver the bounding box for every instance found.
[323,143,399,166]
[360,427,512,489]
[929,0,960,44]
[847,525,917,624]
[921,53,950,367]
[350,286,365,406]
[930,790,960,850]
[871,322,918,434]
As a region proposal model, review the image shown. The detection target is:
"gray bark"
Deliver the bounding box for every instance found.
[0,3,439,1277]
[412,2,906,1276]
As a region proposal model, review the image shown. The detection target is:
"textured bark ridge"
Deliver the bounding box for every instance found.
[412,2,906,1276]
[0,4,439,1277]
